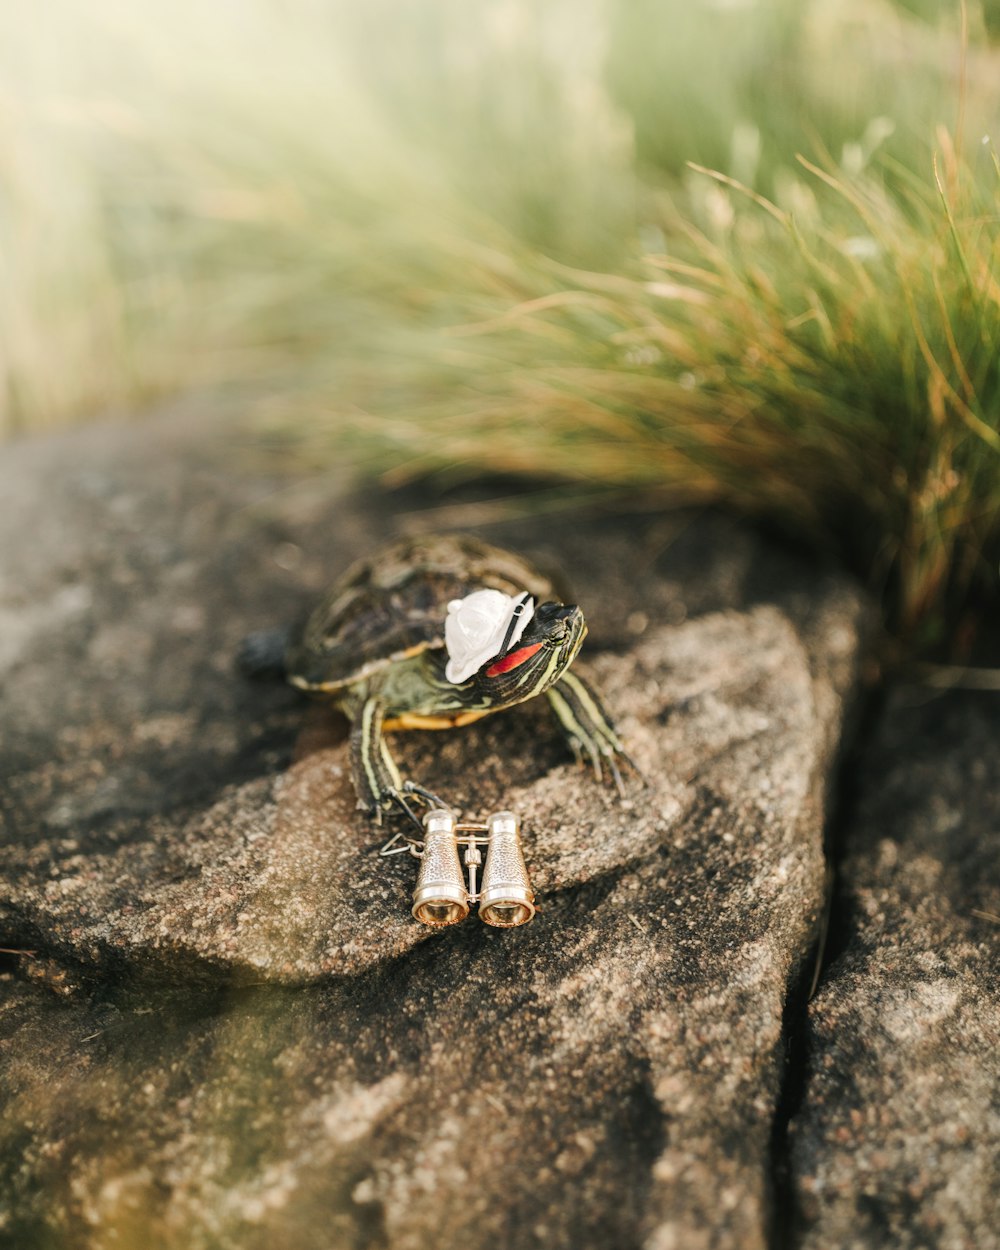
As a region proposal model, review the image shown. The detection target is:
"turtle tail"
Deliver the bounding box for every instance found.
[236,628,291,681]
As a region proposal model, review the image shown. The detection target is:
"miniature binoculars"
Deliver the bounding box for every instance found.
[387,808,536,928]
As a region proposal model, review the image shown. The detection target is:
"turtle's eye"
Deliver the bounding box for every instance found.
[485,642,543,678]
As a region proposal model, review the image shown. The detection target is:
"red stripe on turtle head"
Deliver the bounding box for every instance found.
[485,642,543,677]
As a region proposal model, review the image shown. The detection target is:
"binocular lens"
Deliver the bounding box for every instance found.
[479,899,534,928]
[413,898,468,926]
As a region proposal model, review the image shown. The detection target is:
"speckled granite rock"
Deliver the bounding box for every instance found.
[789,690,1000,1250]
[0,412,866,1249]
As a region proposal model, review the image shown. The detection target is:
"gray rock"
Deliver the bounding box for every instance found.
[0,412,866,1248]
[789,689,1000,1250]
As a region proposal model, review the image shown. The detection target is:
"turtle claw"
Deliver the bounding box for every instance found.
[590,743,639,801]
[384,788,427,833]
[359,777,452,834]
[379,783,454,834]
[402,780,451,811]
[567,726,645,801]
[606,751,627,800]
[608,747,649,798]
[621,748,649,790]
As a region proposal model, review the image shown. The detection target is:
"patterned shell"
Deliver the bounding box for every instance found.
[285,533,558,691]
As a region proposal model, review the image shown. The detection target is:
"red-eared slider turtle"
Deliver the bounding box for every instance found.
[241,533,630,819]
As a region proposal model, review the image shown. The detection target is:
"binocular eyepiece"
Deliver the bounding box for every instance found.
[410,809,536,928]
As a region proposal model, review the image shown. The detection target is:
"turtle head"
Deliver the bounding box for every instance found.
[473,600,587,707]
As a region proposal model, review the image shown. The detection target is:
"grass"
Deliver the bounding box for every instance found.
[1,0,998,651]
[344,140,1000,648]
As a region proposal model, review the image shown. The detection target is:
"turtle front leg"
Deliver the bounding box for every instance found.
[350,697,405,823]
[546,671,636,797]
[350,698,447,825]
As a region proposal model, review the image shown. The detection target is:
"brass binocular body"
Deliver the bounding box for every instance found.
[383,809,536,928]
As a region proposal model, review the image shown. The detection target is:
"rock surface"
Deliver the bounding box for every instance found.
[0,412,866,1248]
[789,689,1000,1250]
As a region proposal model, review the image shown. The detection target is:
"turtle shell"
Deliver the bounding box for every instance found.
[286,533,559,693]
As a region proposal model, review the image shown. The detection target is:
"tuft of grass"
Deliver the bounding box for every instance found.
[326,140,1000,648]
[1,0,998,650]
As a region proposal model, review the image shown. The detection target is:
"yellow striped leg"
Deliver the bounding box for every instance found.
[350,699,446,826]
[351,698,404,822]
[546,671,631,797]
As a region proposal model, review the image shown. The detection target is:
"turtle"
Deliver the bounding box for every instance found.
[240,533,631,819]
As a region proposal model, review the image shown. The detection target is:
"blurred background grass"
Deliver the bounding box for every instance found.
[1,0,998,651]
